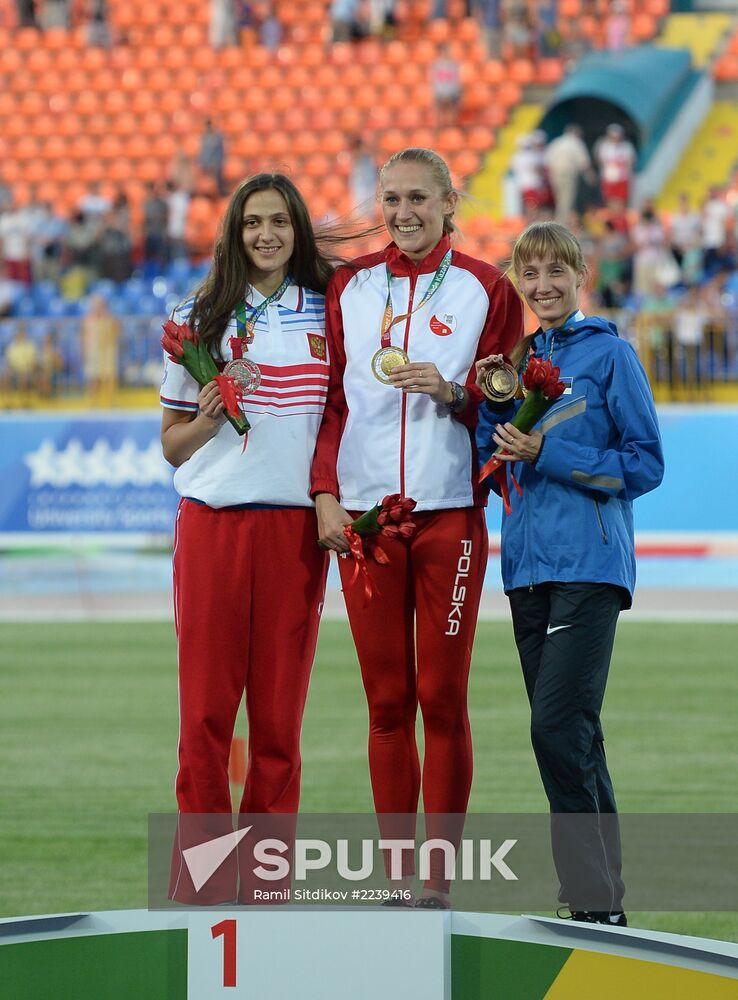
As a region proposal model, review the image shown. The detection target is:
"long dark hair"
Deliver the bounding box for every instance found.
[188,173,337,357]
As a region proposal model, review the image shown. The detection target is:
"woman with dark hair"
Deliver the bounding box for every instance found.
[161,173,335,904]
[311,147,524,908]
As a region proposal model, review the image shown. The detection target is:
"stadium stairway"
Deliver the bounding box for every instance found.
[656,10,733,68]
[655,100,738,212]
[463,104,543,224]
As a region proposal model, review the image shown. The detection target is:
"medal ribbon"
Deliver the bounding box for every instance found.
[230,275,292,359]
[380,249,452,348]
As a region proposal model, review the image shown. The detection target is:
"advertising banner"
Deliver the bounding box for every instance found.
[0,412,178,544]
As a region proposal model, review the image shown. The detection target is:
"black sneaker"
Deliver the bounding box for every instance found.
[559,908,627,927]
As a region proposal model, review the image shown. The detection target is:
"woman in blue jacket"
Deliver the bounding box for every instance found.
[476,222,664,928]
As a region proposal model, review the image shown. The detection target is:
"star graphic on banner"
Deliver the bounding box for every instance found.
[24,440,58,487]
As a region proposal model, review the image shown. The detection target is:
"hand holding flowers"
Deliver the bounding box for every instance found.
[162,319,250,436]
[479,357,566,514]
[342,494,417,604]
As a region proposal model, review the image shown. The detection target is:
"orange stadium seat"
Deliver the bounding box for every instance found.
[631,13,656,41]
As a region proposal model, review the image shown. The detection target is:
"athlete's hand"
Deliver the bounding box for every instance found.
[493,423,544,463]
[197,380,226,424]
[388,361,453,404]
[474,354,505,389]
[315,493,353,553]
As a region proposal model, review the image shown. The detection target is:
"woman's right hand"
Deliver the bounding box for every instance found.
[197,380,227,424]
[474,354,505,389]
[315,493,353,553]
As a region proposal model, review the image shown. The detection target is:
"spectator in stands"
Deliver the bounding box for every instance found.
[3,323,37,393]
[669,192,701,269]
[199,118,227,197]
[210,0,238,48]
[81,294,119,406]
[673,285,707,394]
[595,218,630,309]
[430,43,462,126]
[0,174,12,214]
[30,200,68,284]
[631,205,679,299]
[510,133,549,221]
[503,3,534,59]
[85,0,111,47]
[16,0,39,29]
[594,123,636,208]
[61,209,100,298]
[0,203,33,285]
[478,0,502,58]
[142,182,169,267]
[38,329,66,397]
[545,125,593,225]
[259,2,282,50]
[166,180,191,260]
[0,261,22,318]
[605,1,629,52]
[78,182,111,220]
[701,186,733,278]
[98,209,133,282]
[169,150,196,193]
[42,0,69,29]
[349,135,378,218]
[330,0,361,42]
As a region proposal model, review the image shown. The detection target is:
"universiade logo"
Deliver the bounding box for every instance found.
[23,438,171,487]
[183,829,518,892]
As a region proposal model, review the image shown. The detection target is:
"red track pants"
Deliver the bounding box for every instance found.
[339,507,488,891]
[169,500,328,903]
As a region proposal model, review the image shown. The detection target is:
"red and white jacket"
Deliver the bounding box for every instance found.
[310,237,523,511]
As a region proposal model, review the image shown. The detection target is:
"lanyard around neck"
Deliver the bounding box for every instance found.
[380,249,452,348]
[234,275,291,345]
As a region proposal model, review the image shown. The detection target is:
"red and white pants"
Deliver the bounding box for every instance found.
[169,499,328,903]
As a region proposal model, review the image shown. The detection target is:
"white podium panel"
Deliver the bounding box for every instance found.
[187,910,450,1000]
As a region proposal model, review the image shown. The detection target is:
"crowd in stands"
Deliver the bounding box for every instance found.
[0,0,735,403]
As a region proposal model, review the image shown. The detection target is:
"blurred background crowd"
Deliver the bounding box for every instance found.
[1,0,737,406]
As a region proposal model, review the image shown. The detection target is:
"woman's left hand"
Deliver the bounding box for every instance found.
[493,423,544,463]
[388,361,453,404]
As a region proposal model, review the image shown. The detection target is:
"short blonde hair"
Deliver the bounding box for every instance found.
[379,147,458,235]
[511,221,588,277]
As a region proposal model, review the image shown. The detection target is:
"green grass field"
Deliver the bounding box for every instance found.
[1,619,736,941]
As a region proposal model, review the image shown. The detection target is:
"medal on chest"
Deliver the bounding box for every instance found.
[371,250,452,384]
[225,275,291,395]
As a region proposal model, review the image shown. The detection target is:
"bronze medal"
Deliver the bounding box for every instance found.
[223,357,262,395]
[481,360,519,403]
[371,346,410,384]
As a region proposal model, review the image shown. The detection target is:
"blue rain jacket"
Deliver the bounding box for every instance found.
[476,315,664,606]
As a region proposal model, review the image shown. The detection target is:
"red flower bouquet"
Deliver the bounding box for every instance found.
[162,319,250,436]
[342,494,417,603]
[479,357,566,514]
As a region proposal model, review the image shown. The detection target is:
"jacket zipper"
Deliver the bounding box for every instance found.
[398,270,418,498]
[594,498,609,544]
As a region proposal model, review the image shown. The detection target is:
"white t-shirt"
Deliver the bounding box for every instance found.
[160,283,328,508]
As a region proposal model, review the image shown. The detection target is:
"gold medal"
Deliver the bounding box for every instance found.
[223,357,262,395]
[371,346,410,384]
[481,360,519,403]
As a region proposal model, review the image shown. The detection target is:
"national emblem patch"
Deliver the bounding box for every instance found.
[307,333,327,361]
